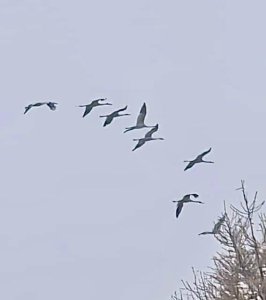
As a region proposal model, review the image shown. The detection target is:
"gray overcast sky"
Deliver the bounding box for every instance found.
[0,0,266,299]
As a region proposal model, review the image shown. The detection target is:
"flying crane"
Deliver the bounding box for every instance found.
[173,194,203,219]
[184,148,214,171]
[78,98,112,118]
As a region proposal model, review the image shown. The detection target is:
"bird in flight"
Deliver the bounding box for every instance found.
[77,98,112,118]
[24,102,58,114]
[124,102,155,133]
[99,105,130,127]
[198,214,226,236]
[184,147,214,171]
[173,194,203,219]
[132,124,164,151]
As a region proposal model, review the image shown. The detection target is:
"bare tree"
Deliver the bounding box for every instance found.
[172,181,266,300]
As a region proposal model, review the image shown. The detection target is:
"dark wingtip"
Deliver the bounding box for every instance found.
[141,102,147,110]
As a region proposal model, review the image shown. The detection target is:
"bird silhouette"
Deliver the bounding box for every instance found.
[99,105,130,127]
[24,102,58,114]
[78,98,112,118]
[184,148,214,171]
[124,103,155,133]
[173,194,203,219]
[132,124,164,151]
[198,214,226,235]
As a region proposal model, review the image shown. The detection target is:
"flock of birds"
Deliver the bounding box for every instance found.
[24,99,225,235]
[24,99,164,151]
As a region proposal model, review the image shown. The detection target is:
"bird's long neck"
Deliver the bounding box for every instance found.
[199,231,213,235]
[124,127,134,133]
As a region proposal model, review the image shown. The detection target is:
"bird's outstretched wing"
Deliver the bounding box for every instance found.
[183,193,199,199]
[24,105,32,114]
[132,139,146,151]
[136,103,147,126]
[46,102,58,111]
[34,102,46,107]
[184,161,196,171]
[115,105,128,113]
[24,102,46,114]
[191,193,199,198]
[103,106,128,126]
[103,115,113,127]
[145,124,158,138]
[176,202,184,219]
[83,105,93,117]
[32,102,43,107]
[198,147,212,159]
